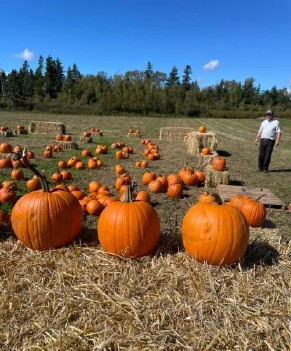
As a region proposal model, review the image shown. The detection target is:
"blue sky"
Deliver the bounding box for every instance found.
[1,0,291,91]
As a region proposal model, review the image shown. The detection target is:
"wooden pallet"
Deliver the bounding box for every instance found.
[217,184,286,209]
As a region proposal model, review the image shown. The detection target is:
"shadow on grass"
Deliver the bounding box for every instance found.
[229,180,245,186]
[241,238,280,268]
[268,168,291,173]
[261,219,277,229]
[216,150,231,157]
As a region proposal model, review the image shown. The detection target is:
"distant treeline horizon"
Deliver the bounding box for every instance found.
[1,55,291,118]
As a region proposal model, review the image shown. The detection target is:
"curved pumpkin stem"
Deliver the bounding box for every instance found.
[21,147,50,193]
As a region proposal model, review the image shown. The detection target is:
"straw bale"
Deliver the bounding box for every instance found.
[159,127,194,141]
[79,136,93,143]
[28,121,66,134]
[0,130,13,137]
[197,151,218,167]
[51,140,78,150]
[127,132,142,138]
[91,131,103,137]
[204,164,230,188]
[14,128,28,135]
[0,227,289,350]
[186,131,217,155]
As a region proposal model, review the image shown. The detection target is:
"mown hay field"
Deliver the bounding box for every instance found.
[0,112,290,351]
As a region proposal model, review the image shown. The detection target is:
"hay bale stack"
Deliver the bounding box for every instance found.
[204,165,230,188]
[159,127,194,141]
[186,131,217,155]
[197,151,218,167]
[51,140,78,150]
[28,121,66,134]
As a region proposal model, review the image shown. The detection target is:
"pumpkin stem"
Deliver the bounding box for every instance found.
[123,185,133,203]
[21,147,50,193]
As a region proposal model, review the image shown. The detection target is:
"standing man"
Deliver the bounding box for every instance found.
[255,109,281,173]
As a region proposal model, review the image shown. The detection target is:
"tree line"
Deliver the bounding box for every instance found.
[0,56,290,118]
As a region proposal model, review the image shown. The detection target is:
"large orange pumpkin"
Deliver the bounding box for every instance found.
[97,185,160,258]
[11,149,83,251]
[182,202,249,266]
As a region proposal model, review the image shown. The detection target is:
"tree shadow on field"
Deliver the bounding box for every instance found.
[216,150,231,157]
[241,238,280,268]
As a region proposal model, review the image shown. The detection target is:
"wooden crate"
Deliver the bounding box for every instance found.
[217,184,286,209]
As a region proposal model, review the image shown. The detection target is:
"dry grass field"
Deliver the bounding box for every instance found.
[0,112,290,351]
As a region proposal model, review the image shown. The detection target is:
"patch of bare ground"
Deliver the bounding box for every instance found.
[0,112,290,350]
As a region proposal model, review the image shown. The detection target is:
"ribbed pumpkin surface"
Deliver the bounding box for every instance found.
[11,189,83,250]
[182,202,249,266]
[97,200,160,258]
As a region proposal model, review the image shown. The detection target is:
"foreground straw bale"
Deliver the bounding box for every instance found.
[0,226,290,351]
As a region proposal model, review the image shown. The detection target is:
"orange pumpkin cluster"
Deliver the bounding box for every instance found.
[55,134,72,141]
[141,139,160,161]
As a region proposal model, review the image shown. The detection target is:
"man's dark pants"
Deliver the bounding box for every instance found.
[258,138,275,171]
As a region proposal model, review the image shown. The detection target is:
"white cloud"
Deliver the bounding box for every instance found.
[15,48,35,61]
[203,60,219,72]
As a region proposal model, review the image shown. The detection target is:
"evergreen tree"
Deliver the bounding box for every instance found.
[166,66,180,88]
[182,65,192,90]
[145,62,154,79]
[34,56,45,99]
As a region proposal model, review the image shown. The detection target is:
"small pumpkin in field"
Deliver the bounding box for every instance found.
[11,168,24,180]
[11,149,83,251]
[26,176,42,191]
[0,186,17,204]
[167,183,183,198]
[182,202,249,266]
[212,156,226,172]
[198,125,206,133]
[98,185,160,258]
[0,142,13,153]
[201,147,211,155]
